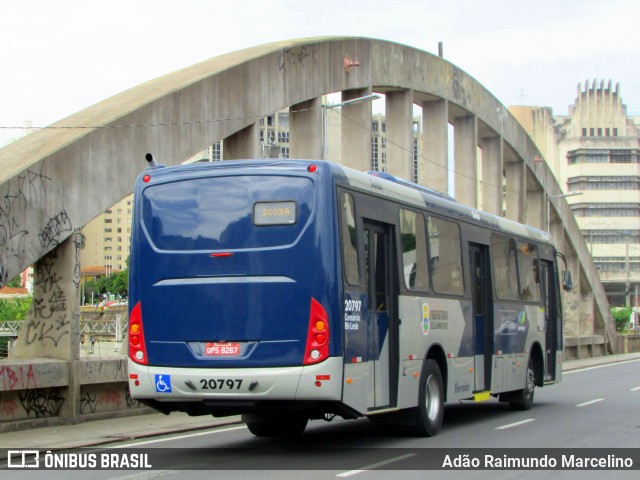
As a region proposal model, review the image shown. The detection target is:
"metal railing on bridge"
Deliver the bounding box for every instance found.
[0,319,128,358]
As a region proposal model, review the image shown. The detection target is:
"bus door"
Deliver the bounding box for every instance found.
[363,221,398,409]
[470,243,493,392]
[540,260,560,381]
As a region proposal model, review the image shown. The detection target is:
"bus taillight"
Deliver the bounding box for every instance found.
[304,298,329,365]
[128,301,148,365]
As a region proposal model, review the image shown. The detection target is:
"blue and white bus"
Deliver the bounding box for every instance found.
[128,158,569,437]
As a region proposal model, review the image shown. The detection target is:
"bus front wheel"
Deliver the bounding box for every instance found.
[414,359,444,437]
[243,413,308,437]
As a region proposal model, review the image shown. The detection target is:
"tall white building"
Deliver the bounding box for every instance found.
[512,80,640,308]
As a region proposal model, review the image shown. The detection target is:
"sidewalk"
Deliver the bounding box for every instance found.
[1,353,639,453]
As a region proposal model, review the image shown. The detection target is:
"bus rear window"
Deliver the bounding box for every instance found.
[142,175,313,250]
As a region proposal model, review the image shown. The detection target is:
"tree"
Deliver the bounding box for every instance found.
[611,307,631,332]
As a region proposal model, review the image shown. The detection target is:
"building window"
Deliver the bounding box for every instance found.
[278,131,289,143]
[371,137,379,171]
[212,143,221,161]
[571,203,640,217]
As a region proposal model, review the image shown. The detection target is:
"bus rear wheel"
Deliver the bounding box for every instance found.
[414,359,444,437]
[243,413,308,437]
[502,357,536,411]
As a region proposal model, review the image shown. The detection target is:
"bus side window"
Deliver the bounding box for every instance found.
[340,192,360,285]
[517,242,542,302]
[491,234,520,301]
[399,209,429,290]
[427,217,463,295]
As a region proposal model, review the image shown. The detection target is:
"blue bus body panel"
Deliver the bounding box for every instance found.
[129,161,342,368]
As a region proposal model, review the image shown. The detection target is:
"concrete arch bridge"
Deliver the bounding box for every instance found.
[0,38,616,422]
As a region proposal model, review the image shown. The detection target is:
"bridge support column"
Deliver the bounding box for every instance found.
[341,89,372,171]
[504,159,526,223]
[224,123,261,159]
[526,184,546,230]
[564,245,582,357]
[422,99,449,194]
[11,232,82,419]
[453,114,478,208]
[386,90,414,180]
[290,98,323,160]
[479,136,503,216]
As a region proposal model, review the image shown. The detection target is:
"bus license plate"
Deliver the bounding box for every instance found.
[205,342,241,357]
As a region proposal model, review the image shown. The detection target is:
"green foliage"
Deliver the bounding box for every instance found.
[0,297,32,320]
[611,307,631,332]
[82,257,129,304]
[6,275,23,288]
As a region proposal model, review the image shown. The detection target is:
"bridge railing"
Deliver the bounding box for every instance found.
[0,316,128,359]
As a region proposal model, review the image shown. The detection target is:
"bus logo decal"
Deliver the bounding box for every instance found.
[422,303,431,336]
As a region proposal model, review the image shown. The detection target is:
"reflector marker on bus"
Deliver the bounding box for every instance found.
[210,252,233,257]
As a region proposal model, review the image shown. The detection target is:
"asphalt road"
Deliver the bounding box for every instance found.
[2,359,639,479]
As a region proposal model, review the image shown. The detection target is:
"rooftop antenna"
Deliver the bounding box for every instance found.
[517,80,528,105]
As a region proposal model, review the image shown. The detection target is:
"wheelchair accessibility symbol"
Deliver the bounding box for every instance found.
[155,374,172,393]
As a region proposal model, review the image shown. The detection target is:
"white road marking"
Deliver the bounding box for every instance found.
[336,453,417,477]
[563,359,640,375]
[117,425,247,447]
[631,386,640,392]
[576,398,604,407]
[495,418,535,430]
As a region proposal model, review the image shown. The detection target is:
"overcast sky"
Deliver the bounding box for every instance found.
[1,0,639,146]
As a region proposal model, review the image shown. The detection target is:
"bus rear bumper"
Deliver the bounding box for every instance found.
[128,357,344,403]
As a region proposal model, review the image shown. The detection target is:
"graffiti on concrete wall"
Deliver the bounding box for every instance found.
[23,251,70,347]
[278,45,318,72]
[79,386,141,415]
[18,388,65,418]
[0,162,53,284]
[0,364,39,391]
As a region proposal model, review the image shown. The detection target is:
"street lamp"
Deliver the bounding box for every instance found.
[547,191,583,233]
[322,94,381,160]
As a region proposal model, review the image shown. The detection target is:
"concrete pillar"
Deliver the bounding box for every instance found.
[504,160,526,223]
[453,115,478,208]
[550,221,565,255]
[12,233,81,361]
[564,247,581,356]
[385,90,414,180]
[479,136,503,215]
[289,98,323,160]
[421,99,449,194]
[224,122,261,160]
[341,89,372,171]
[11,233,82,420]
[526,187,546,230]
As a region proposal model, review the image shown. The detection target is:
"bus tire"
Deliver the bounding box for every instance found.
[243,413,308,437]
[507,357,535,411]
[414,359,444,437]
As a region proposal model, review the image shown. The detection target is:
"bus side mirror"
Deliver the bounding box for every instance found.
[562,271,573,291]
